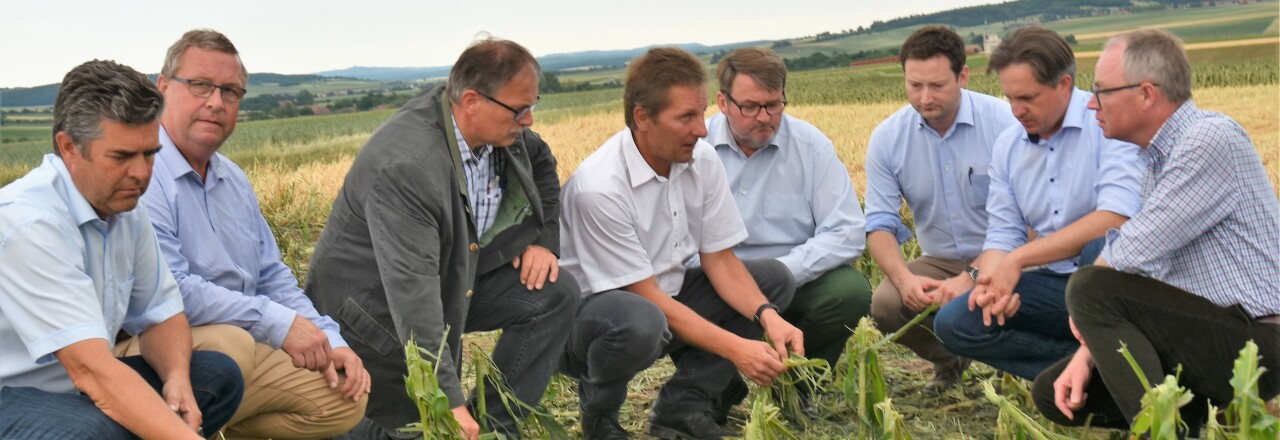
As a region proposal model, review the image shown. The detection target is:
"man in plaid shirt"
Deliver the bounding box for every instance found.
[1031,29,1280,435]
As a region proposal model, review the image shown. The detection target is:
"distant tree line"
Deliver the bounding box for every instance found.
[784,48,901,71]
[541,71,622,93]
[861,0,1195,33]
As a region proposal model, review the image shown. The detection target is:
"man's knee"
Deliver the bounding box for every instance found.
[933,297,986,348]
[540,271,583,322]
[745,259,796,309]
[191,324,257,379]
[190,351,246,434]
[1064,266,1121,317]
[571,292,669,380]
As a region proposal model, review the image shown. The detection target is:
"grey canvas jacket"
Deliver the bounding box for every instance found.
[304,85,562,431]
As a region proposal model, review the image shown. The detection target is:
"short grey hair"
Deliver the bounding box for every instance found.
[52,60,164,156]
[1105,30,1192,104]
[446,37,540,104]
[161,29,248,82]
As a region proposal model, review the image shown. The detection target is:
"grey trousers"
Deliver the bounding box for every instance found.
[559,259,795,417]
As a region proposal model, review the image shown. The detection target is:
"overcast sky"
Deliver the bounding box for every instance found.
[1,0,1000,88]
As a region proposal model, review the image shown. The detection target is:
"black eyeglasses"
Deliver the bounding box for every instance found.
[170,76,247,103]
[722,91,786,117]
[480,93,539,121]
[1090,83,1154,110]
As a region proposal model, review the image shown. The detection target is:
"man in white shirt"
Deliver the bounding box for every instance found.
[559,47,804,440]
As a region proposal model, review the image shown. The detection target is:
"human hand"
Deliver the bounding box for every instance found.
[281,315,331,371]
[932,274,975,306]
[325,347,371,401]
[162,378,202,434]
[729,338,787,387]
[760,310,805,359]
[1054,348,1094,420]
[451,405,480,440]
[512,245,559,290]
[895,274,943,312]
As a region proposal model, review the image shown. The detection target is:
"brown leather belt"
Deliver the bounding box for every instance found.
[1257,315,1280,325]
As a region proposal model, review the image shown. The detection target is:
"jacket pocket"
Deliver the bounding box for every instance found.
[337,297,399,356]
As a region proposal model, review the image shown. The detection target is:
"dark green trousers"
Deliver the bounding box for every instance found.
[780,264,873,368]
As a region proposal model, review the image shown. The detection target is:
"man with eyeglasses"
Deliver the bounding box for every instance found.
[931,26,1143,382]
[132,29,369,439]
[1031,29,1280,435]
[700,47,869,416]
[306,38,578,440]
[866,26,1018,394]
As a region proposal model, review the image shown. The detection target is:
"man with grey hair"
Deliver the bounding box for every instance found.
[0,59,243,439]
[932,26,1144,381]
[1032,29,1280,435]
[307,38,579,440]
[133,28,368,439]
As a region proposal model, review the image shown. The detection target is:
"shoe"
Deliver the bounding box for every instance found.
[923,357,970,394]
[648,410,725,440]
[710,377,749,425]
[582,412,629,440]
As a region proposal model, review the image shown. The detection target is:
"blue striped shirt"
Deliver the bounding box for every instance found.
[454,119,504,238]
[1101,101,1280,317]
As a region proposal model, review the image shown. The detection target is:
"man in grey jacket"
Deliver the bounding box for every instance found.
[305,38,580,440]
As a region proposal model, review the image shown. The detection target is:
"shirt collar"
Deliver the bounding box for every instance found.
[621,128,690,188]
[158,125,224,184]
[1148,100,1200,160]
[451,115,492,161]
[913,89,976,135]
[46,154,105,227]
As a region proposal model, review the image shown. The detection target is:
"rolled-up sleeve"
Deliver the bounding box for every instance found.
[1093,138,1144,218]
[864,127,913,244]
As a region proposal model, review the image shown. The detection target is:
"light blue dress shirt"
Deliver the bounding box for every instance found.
[704,113,865,285]
[865,89,1018,261]
[985,88,1144,273]
[0,155,184,393]
[141,127,345,349]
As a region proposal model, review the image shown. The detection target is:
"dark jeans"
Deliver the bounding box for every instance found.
[934,238,1105,380]
[338,265,580,440]
[1031,266,1280,432]
[560,259,795,416]
[0,351,243,439]
[782,265,872,369]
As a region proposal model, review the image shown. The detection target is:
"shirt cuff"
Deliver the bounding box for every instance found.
[1100,228,1122,267]
[325,328,349,349]
[254,302,299,349]
[865,213,913,244]
[29,322,109,365]
[775,254,812,286]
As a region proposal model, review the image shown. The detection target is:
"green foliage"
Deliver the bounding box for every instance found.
[838,317,890,435]
[1224,341,1280,439]
[876,399,914,440]
[742,391,800,440]
[402,335,465,440]
[774,354,832,426]
[982,381,1076,440]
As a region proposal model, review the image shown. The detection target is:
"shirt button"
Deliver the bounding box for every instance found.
[469,243,478,252]
[673,211,678,217]
[1050,178,1055,183]
[466,289,474,298]
[740,190,747,195]
[1054,210,1060,215]
[1050,148,1055,152]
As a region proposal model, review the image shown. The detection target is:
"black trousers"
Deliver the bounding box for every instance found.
[1031,266,1280,432]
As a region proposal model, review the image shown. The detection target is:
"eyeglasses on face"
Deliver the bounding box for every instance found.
[1090,82,1156,110]
[170,76,247,103]
[722,90,786,117]
[480,92,539,121]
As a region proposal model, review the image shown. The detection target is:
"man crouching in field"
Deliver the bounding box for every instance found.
[132,29,369,439]
[558,47,803,440]
[306,38,579,440]
[0,59,243,438]
[1031,29,1280,436]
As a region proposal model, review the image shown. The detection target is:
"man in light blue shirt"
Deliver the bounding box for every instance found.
[0,59,242,439]
[702,47,869,414]
[866,26,1018,393]
[132,30,366,439]
[934,26,1143,381]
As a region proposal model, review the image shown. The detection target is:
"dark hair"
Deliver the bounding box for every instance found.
[624,47,706,130]
[717,47,786,93]
[988,26,1075,86]
[52,60,164,156]
[899,26,967,76]
[446,37,541,104]
[162,29,247,82]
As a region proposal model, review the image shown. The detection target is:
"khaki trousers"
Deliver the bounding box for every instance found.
[115,324,366,439]
[869,256,970,367]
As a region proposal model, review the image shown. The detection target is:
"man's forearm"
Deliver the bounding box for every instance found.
[138,313,194,384]
[867,231,912,285]
[623,278,742,359]
[58,339,201,439]
[1007,211,1125,268]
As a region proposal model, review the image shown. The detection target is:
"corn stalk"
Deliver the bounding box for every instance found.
[982,381,1075,440]
[401,334,465,440]
[742,389,801,440]
[1224,340,1280,439]
[876,398,914,440]
[1120,343,1192,439]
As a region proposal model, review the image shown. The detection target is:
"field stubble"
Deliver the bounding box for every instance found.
[238,83,1279,438]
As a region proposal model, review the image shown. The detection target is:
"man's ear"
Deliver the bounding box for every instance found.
[633,106,652,132]
[55,131,80,160]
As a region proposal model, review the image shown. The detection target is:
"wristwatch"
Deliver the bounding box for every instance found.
[753,303,780,326]
[965,266,980,281]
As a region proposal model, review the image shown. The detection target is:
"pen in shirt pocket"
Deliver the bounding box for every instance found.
[968,166,973,183]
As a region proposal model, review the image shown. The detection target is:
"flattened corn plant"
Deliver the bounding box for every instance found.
[1222,341,1280,439]
[402,335,465,440]
[1119,343,1192,439]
